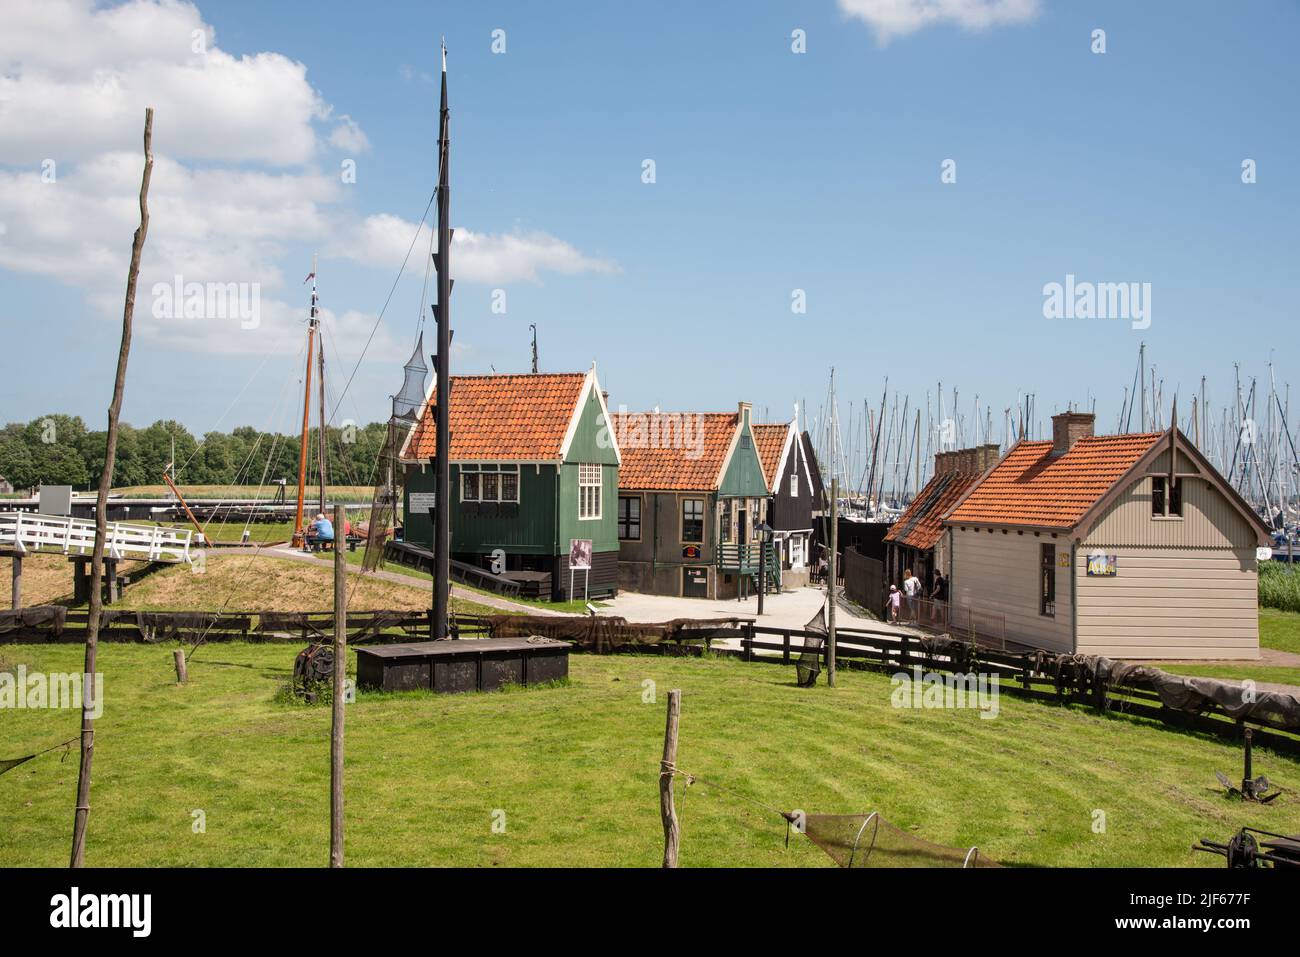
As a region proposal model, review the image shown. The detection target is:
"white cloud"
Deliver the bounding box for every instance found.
[838,0,1040,44]
[328,116,370,154]
[0,0,332,166]
[343,215,619,284]
[0,0,616,360]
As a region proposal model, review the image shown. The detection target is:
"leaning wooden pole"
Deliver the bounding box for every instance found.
[659,689,681,868]
[330,503,347,867]
[827,478,838,688]
[71,106,153,868]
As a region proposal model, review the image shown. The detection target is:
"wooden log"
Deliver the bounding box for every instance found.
[173,649,187,684]
[659,688,681,868]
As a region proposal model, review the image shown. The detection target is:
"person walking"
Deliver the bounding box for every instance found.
[930,570,949,627]
[887,584,901,623]
[902,568,921,623]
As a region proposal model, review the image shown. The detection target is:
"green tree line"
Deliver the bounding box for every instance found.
[0,413,388,491]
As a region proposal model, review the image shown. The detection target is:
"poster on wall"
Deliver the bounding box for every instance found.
[409,492,437,512]
[1086,551,1118,577]
[569,538,592,570]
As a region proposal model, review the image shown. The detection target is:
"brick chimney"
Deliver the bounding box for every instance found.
[975,443,1001,472]
[935,444,1002,476]
[1051,412,1095,455]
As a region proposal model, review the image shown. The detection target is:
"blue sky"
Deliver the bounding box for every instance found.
[0,0,1296,445]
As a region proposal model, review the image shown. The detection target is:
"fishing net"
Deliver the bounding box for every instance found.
[802,812,999,868]
[0,737,77,777]
[794,601,829,687]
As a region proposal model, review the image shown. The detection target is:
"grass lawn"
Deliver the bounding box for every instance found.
[3,645,1298,867]
[1260,608,1300,656]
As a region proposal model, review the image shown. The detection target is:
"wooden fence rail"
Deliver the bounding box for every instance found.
[0,605,495,645]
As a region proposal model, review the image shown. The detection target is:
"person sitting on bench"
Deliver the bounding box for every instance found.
[305,512,335,552]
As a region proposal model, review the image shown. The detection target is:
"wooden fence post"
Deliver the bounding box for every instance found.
[172,649,187,684]
[11,554,22,610]
[659,688,681,868]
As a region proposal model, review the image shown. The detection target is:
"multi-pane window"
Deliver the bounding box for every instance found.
[682,498,704,543]
[618,496,641,540]
[578,464,602,520]
[1151,476,1182,517]
[1040,544,1056,617]
[461,464,519,503]
[500,472,518,502]
[789,472,798,497]
[720,499,733,543]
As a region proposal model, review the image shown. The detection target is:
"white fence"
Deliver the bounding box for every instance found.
[0,511,193,564]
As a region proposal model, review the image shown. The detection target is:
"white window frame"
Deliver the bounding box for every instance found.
[789,472,799,497]
[460,463,520,504]
[578,463,602,520]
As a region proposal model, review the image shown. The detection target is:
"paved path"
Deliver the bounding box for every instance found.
[598,585,916,650]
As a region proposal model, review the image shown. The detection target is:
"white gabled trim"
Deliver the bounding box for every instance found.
[713,414,743,491]
[799,430,815,497]
[769,417,798,495]
[560,364,622,465]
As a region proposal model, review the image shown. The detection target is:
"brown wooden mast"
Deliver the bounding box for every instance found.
[293,255,320,545]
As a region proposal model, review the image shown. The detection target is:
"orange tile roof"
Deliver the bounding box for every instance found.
[405,373,587,461]
[608,412,739,490]
[752,423,791,490]
[884,469,982,551]
[944,433,1162,529]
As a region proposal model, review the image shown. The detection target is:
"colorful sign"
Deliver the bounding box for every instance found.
[1086,551,1118,577]
[682,544,702,560]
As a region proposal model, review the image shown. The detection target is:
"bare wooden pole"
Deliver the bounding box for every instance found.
[71,107,153,868]
[330,503,346,867]
[827,478,838,687]
[172,649,187,684]
[659,688,681,868]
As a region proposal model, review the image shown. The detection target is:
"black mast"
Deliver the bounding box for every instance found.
[432,40,452,639]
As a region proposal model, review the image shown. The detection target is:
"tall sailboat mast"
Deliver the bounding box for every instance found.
[293,254,321,545]
[431,40,453,639]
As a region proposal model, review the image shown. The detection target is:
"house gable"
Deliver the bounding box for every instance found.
[561,369,620,466]
[717,406,769,498]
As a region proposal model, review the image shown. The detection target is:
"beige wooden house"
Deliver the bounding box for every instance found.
[941,412,1270,660]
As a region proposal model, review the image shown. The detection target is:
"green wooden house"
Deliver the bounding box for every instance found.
[398,366,622,600]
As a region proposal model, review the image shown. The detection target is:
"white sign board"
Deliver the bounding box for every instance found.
[569,539,592,570]
[39,485,73,516]
[409,492,437,512]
